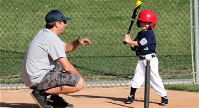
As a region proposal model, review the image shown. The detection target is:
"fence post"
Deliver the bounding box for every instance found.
[193,0,199,84]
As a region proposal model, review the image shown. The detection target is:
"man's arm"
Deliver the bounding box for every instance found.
[64,38,91,53]
[58,57,82,77]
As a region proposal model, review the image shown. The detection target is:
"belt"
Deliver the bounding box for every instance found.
[139,54,156,60]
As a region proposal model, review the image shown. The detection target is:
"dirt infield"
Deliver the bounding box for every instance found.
[1,87,199,108]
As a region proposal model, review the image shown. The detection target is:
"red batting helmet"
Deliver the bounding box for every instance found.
[137,10,157,29]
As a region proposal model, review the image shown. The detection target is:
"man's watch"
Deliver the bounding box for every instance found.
[77,37,81,43]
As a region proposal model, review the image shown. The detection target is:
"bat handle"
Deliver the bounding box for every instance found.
[123,30,131,44]
[127,30,131,34]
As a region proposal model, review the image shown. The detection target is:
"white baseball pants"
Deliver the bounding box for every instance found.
[129,57,167,97]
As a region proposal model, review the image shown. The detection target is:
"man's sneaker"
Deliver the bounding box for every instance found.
[48,95,74,108]
[125,95,135,104]
[30,90,53,108]
[161,96,168,106]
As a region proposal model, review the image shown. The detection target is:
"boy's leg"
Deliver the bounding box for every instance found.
[149,57,168,105]
[129,59,145,88]
[126,59,145,104]
[125,87,137,104]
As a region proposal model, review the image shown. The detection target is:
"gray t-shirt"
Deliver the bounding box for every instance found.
[22,28,66,87]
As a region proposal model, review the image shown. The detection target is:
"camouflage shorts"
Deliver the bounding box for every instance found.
[31,70,80,91]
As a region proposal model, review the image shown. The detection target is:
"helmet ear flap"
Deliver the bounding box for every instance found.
[150,22,156,29]
[137,20,141,28]
[149,22,153,30]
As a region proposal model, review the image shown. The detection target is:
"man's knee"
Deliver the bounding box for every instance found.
[75,77,85,91]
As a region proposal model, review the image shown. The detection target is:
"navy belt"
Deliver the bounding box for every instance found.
[139,54,156,60]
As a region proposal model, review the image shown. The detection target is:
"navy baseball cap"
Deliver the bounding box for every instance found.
[45,10,71,23]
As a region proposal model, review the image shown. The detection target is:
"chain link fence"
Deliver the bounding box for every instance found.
[0,0,194,89]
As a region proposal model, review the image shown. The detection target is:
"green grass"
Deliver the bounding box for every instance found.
[164,84,199,92]
[0,0,193,83]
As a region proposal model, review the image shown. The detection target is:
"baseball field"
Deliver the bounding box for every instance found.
[1,87,199,108]
[1,0,198,107]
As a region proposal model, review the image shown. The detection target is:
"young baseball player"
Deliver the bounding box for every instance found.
[22,10,91,108]
[123,10,168,105]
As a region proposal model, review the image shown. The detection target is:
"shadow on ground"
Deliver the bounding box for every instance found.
[0,102,38,108]
[70,94,159,103]
[68,94,160,108]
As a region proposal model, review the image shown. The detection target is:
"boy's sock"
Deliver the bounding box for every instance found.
[130,87,137,96]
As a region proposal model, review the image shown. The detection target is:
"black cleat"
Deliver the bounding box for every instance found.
[161,96,168,106]
[125,95,135,104]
